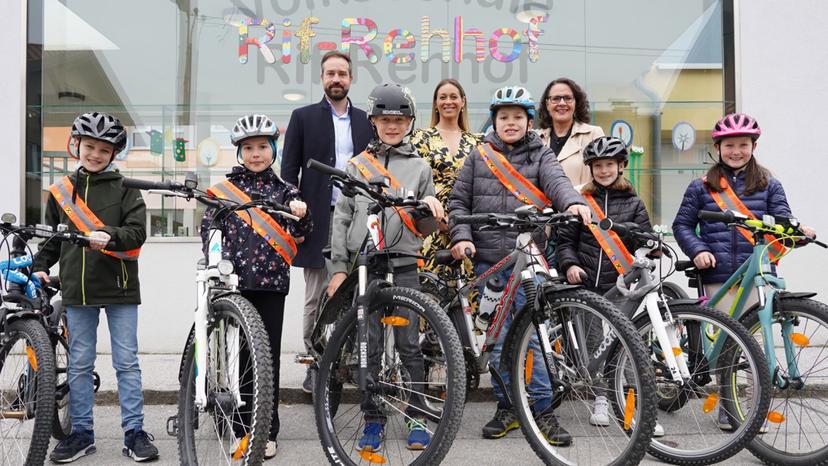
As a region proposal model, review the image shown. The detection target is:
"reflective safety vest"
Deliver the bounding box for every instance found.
[206,180,297,265]
[348,151,422,238]
[704,176,787,263]
[477,143,552,209]
[582,192,634,275]
[47,176,141,261]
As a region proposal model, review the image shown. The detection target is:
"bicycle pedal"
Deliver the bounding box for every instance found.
[295,354,315,365]
[166,415,179,437]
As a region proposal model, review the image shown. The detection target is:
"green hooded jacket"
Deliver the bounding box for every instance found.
[32,167,147,305]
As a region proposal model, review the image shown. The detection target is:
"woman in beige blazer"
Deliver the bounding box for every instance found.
[536,78,604,186]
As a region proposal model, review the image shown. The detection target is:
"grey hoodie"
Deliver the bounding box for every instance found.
[330,143,436,274]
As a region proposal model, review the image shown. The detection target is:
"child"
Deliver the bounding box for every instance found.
[200,114,312,460]
[32,112,158,463]
[326,83,444,452]
[555,136,664,437]
[672,112,815,429]
[448,86,590,445]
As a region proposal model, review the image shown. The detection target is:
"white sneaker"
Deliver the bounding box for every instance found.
[590,396,610,426]
[653,422,665,437]
[264,440,277,460]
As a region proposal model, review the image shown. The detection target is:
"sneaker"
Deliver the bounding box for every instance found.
[534,409,572,447]
[123,429,159,462]
[50,430,96,463]
[482,408,520,439]
[406,417,430,450]
[653,422,665,437]
[358,422,385,452]
[717,410,734,431]
[590,396,610,426]
[264,440,278,460]
[302,367,314,394]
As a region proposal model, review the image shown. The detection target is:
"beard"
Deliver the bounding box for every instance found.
[324,83,349,102]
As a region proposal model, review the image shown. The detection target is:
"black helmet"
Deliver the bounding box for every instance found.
[583,136,629,165]
[71,112,127,153]
[367,83,416,117]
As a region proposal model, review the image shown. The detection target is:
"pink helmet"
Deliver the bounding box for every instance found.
[711,113,761,141]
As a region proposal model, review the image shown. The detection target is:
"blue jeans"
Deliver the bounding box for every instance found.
[474,263,552,414]
[66,304,145,433]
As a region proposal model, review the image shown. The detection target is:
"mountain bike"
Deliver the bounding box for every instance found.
[446,208,658,465]
[125,174,289,466]
[678,209,828,466]
[599,218,770,464]
[307,159,466,466]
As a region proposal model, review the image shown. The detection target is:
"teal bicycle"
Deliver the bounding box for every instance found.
[678,209,828,466]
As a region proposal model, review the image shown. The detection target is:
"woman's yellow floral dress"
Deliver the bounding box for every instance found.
[411,127,481,278]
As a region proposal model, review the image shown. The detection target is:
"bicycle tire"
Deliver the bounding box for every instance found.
[177,294,274,466]
[51,331,72,440]
[0,318,57,465]
[740,297,828,466]
[507,288,657,466]
[635,303,770,465]
[314,286,465,466]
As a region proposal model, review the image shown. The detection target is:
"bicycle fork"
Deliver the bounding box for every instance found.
[643,293,691,383]
[756,285,802,388]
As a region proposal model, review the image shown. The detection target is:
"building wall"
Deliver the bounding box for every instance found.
[737,0,828,300]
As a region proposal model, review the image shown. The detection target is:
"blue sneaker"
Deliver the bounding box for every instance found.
[358,422,385,452]
[123,429,159,462]
[406,418,430,450]
[50,429,96,463]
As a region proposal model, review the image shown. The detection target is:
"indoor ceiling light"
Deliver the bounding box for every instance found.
[283,90,306,102]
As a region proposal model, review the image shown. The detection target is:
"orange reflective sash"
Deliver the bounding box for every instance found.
[348,151,422,238]
[582,193,634,275]
[206,180,297,265]
[477,143,552,209]
[47,176,141,261]
[704,176,787,262]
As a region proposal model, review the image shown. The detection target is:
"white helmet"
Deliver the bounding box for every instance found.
[230,114,280,146]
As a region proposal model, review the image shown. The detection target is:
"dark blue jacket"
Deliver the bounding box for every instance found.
[200,167,312,294]
[672,168,792,284]
[280,97,373,268]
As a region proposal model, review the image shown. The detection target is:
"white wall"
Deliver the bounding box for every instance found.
[737,0,828,298]
[0,0,25,219]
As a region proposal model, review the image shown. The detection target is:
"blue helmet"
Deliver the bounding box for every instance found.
[490,86,535,120]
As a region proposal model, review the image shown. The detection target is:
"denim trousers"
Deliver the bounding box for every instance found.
[66,304,144,434]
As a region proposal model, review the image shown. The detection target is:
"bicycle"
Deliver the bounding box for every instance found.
[445,207,658,465]
[677,209,828,466]
[307,159,466,466]
[124,174,288,466]
[0,213,102,465]
[599,219,770,464]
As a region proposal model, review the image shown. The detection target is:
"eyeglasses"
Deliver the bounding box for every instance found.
[547,95,574,104]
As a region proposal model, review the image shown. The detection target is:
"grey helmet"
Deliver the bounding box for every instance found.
[366,84,416,117]
[71,112,127,153]
[583,136,629,165]
[230,114,280,146]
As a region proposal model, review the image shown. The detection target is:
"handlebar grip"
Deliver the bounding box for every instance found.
[307,159,349,179]
[265,201,292,214]
[464,247,473,258]
[698,210,735,224]
[454,214,492,225]
[122,177,173,191]
[598,218,630,236]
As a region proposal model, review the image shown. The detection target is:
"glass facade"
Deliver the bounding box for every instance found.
[27,0,729,236]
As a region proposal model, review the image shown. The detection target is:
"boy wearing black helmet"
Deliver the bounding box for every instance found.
[32,112,159,462]
[555,136,664,435]
[327,83,444,452]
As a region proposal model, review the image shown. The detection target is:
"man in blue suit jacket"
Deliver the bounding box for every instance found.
[281,51,373,392]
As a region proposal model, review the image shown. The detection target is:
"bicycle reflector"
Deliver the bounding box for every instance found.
[1,213,16,224]
[217,259,234,276]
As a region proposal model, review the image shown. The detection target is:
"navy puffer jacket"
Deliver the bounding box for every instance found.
[201,166,313,294]
[672,167,792,284]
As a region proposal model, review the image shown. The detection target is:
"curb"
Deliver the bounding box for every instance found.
[99,388,498,406]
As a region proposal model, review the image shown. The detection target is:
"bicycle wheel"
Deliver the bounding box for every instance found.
[177,294,274,466]
[0,318,57,465]
[315,286,465,465]
[740,297,828,466]
[507,287,657,466]
[51,329,71,440]
[633,303,770,465]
